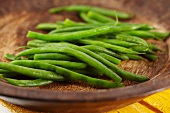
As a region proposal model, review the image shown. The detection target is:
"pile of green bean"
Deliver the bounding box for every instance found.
[0,5,169,88]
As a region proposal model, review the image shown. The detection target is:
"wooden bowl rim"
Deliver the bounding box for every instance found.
[0,70,170,102]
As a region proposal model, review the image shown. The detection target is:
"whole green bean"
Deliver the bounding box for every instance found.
[87,11,115,23]
[11,60,123,88]
[27,39,47,47]
[122,30,170,39]
[130,46,149,53]
[30,43,149,82]
[49,25,97,34]
[4,54,15,61]
[3,78,53,87]
[147,43,161,51]
[151,31,170,40]
[49,5,132,19]
[63,18,86,27]
[115,34,148,47]
[97,52,121,65]
[125,54,145,60]
[34,60,87,69]
[0,62,65,81]
[79,39,139,54]
[36,23,58,30]
[82,45,129,60]
[130,45,154,55]
[95,39,138,47]
[27,25,146,41]
[142,54,157,61]
[34,53,75,61]
[0,69,11,74]
[79,12,102,24]
[146,49,155,54]
[0,69,23,78]
[17,46,122,82]
[122,30,157,39]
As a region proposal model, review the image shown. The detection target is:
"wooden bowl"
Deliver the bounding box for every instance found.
[0,0,170,112]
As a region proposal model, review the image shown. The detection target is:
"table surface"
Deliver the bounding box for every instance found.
[1,89,170,113]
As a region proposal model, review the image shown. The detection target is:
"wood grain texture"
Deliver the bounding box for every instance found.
[0,0,170,112]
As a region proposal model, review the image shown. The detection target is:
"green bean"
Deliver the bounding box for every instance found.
[3,78,53,87]
[27,40,48,47]
[0,62,65,81]
[63,18,86,27]
[27,25,144,41]
[28,39,47,43]
[49,5,92,13]
[4,54,15,61]
[49,5,132,19]
[4,54,26,60]
[32,43,149,82]
[0,69,10,74]
[4,58,85,76]
[115,34,148,47]
[146,49,155,54]
[130,45,154,55]
[122,30,170,40]
[134,24,154,30]
[132,47,155,57]
[36,23,58,30]
[142,54,157,61]
[17,46,122,82]
[0,69,21,78]
[122,30,156,39]
[151,31,170,40]
[82,45,129,60]
[97,52,121,65]
[87,11,115,23]
[79,39,139,54]
[79,12,101,24]
[147,43,161,51]
[125,54,145,60]
[11,60,123,88]
[34,53,75,61]
[130,46,149,53]
[95,39,138,47]
[55,21,64,25]
[49,25,97,34]
[34,60,87,69]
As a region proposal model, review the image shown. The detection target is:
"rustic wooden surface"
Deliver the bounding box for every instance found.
[0,0,170,112]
